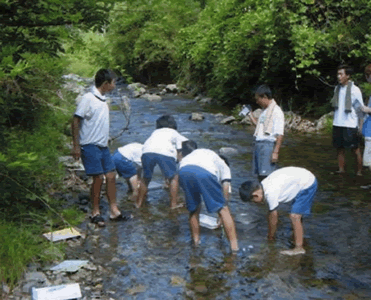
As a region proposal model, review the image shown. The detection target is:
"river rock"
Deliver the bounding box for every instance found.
[127,82,146,91]
[199,97,213,105]
[316,111,334,131]
[189,112,205,121]
[219,147,238,156]
[166,84,178,93]
[133,87,146,98]
[142,93,162,102]
[284,111,302,131]
[220,116,236,124]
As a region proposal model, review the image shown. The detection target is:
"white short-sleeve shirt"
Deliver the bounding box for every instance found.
[74,86,110,147]
[118,143,143,166]
[142,128,188,159]
[255,105,285,142]
[333,83,364,128]
[179,149,231,183]
[261,167,316,211]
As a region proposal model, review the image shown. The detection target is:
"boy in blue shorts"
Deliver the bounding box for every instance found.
[240,167,317,255]
[136,115,187,209]
[178,140,239,252]
[71,69,126,227]
[112,142,143,201]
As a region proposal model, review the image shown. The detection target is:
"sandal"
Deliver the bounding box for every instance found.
[90,214,105,227]
[110,212,133,222]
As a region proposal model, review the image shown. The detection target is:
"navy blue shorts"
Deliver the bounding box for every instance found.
[252,140,277,177]
[291,179,318,216]
[81,144,115,176]
[332,126,360,149]
[179,165,225,213]
[111,150,137,179]
[141,153,177,180]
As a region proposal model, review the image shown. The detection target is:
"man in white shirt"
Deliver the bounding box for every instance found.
[248,85,284,181]
[331,65,364,176]
[71,69,125,227]
[136,115,187,209]
[240,167,318,256]
[178,140,239,252]
[112,143,143,201]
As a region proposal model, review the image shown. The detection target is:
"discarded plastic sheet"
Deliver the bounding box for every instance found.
[43,227,81,242]
[148,181,163,191]
[31,283,81,300]
[50,260,89,273]
[199,214,219,230]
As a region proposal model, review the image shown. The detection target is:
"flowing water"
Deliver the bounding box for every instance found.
[80,85,371,299]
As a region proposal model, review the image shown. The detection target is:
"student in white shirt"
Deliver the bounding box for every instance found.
[136,115,187,209]
[178,140,238,252]
[112,143,143,201]
[71,69,127,227]
[240,167,318,256]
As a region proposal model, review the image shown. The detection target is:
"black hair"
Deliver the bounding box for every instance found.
[219,154,230,167]
[255,84,272,99]
[181,140,198,157]
[95,69,117,88]
[156,114,177,130]
[337,64,353,76]
[239,180,261,202]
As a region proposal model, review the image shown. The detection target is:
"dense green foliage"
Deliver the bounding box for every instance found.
[0,0,116,286]
[103,0,371,115]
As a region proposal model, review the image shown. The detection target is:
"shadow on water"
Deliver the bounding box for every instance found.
[78,87,371,299]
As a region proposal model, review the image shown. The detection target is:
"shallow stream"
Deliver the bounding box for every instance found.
[78,85,371,299]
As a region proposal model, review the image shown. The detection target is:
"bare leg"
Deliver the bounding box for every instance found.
[169,175,180,209]
[125,178,133,194]
[189,205,202,246]
[136,178,148,208]
[105,171,121,218]
[129,175,139,201]
[353,147,363,176]
[91,174,104,217]
[337,148,346,173]
[218,206,238,251]
[281,213,305,255]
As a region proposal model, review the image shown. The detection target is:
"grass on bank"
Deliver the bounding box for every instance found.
[0,205,85,289]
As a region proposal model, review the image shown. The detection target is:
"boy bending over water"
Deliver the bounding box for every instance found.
[240,167,317,255]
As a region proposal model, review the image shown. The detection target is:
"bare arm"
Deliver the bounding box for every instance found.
[267,210,278,240]
[71,116,81,160]
[271,134,284,163]
[222,181,230,202]
[248,112,257,126]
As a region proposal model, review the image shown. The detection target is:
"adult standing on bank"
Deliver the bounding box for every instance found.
[71,69,127,227]
[247,84,284,181]
[331,65,364,176]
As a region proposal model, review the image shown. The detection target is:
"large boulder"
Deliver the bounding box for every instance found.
[133,87,146,98]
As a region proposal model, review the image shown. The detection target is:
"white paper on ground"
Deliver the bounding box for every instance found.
[31,283,81,300]
[199,214,219,229]
[50,260,89,273]
[43,227,81,242]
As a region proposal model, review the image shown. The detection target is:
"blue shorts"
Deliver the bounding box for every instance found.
[142,153,177,180]
[252,140,277,176]
[111,150,137,179]
[291,179,318,216]
[81,144,116,176]
[179,165,225,213]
